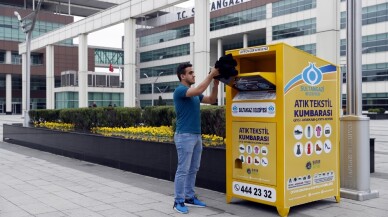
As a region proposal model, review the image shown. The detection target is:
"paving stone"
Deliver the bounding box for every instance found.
[86,204,116,212]
[34,211,68,217]
[18,202,57,215]
[98,208,138,217]
[62,208,104,217]
[0,209,34,217]
[111,200,150,213]
[135,209,172,217]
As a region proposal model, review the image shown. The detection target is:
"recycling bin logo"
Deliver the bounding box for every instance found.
[302,62,323,86]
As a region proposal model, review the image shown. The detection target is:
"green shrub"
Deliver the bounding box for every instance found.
[29,109,60,122]
[113,107,142,127]
[29,106,226,138]
[143,106,176,127]
[368,108,386,114]
[142,105,225,138]
[59,107,142,130]
[200,106,226,138]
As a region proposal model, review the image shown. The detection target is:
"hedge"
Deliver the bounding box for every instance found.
[29,106,225,137]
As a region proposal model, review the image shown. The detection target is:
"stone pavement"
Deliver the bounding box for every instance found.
[0,115,388,217]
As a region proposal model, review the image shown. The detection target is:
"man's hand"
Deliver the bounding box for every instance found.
[209,67,220,78]
[213,79,219,86]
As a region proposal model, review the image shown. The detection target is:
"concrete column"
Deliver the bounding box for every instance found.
[217,38,224,106]
[124,19,136,107]
[316,0,340,65]
[6,74,12,114]
[46,45,55,109]
[5,51,11,64]
[22,53,27,117]
[194,0,210,95]
[243,34,248,48]
[78,34,88,107]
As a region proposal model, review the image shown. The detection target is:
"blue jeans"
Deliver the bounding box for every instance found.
[174,133,202,203]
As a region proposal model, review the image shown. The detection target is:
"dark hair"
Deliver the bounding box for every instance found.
[176,62,192,81]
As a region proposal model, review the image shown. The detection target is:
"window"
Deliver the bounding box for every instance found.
[272,0,316,17]
[0,15,72,45]
[31,53,43,65]
[210,6,266,31]
[140,81,180,94]
[140,63,186,78]
[55,92,79,109]
[31,76,46,90]
[340,33,388,56]
[0,51,5,63]
[88,92,123,107]
[11,52,21,64]
[341,63,388,83]
[295,43,316,55]
[94,49,124,65]
[140,44,190,62]
[272,18,316,40]
[341,3,388,29]
[139,25,190,47]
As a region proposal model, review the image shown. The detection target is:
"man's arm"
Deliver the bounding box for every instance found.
[201,79,219,104]
[186,67,219,97]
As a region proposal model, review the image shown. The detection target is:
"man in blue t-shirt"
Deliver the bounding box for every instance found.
[173,62,219,214]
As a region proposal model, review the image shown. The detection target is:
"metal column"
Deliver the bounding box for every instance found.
[340,0,378,201]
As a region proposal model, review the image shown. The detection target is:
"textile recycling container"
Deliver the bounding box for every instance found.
[224,43,340,217]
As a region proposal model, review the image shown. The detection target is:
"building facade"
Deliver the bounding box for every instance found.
[137,0,388,111]
[0,5,96,113]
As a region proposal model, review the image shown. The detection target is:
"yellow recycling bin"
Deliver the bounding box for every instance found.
[224,43,340,217]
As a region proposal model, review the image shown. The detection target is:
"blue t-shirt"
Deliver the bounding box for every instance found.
[174,84,204,134]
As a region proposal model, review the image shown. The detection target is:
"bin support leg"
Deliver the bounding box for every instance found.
[276,207,289,217]
[335,196,341,203]
[226,195,232,203]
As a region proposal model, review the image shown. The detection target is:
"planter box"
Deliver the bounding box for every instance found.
[365,113,388,120]
[3,124,226,192]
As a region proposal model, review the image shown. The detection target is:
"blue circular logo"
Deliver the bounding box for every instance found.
[232,106,238,113]
[302,63,323,86]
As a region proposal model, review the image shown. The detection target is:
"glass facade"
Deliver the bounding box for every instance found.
[31,98,47,110]
[362,3,388,26]
[343,93,388,110]
[31,76,46,91]
[8,52,43,65]
[55,92,79,109]
[88,92,123,107]
[94,49,124,65]
[341,3,388,29]
[31,53,43,65]
[272,0,316,17]
[140,44,190,62]
[140,63,185,78]
[140,81,179,94]
[12,75,22,90]
[362,93,388,110]
[210,5,266,31]
[0,50,4,63]
[342,63,388,83]
[222,39,266,51]
[11,52,21,64]
[0,15,72,44]
[140,99,174,108]
[140,25,190,47]
[340,33,388,56]
[295,43,316,55]
[272,18,316,40]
